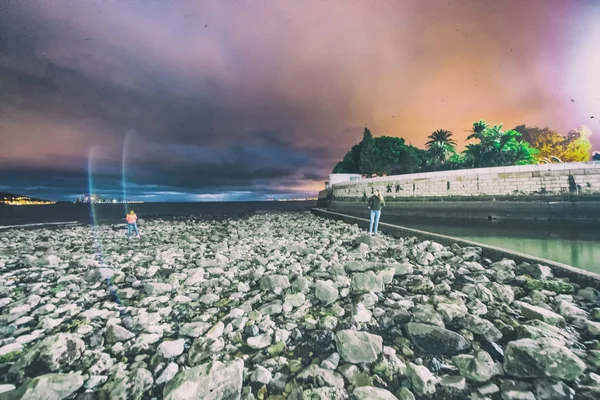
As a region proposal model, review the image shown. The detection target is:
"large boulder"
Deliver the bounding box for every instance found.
[314,280,339,305]
[353,386,399,400]
[4,373,84,400]
[504,338,586,381]
[9,333,85,379]
[335,330,383,363]
[163,359,243,400]
[514,301,566,327]
[452,350,498,382]
[351,271,383,293]
[260,275,290,291]
[406,323,470,356]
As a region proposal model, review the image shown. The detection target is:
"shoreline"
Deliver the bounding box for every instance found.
[0,212,599,399]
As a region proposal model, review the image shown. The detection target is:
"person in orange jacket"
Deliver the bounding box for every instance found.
[126,210,140,238]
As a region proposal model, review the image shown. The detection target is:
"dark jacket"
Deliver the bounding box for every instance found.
[368,195,385,211]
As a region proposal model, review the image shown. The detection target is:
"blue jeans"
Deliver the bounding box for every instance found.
[369,210,381,233]
[127,223,140,236]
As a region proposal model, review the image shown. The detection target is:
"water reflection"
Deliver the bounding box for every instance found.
[383,217,600,274]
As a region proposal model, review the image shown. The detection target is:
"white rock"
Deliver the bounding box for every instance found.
[156,362,179,385]
[158,339,186,359]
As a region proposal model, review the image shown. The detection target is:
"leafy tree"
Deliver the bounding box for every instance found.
[359,128,379,175]
[514,124,592,162]
[593,152,600,161]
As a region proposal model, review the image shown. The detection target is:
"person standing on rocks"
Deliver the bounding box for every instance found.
[367,189,385,235]
[126,210,141,238]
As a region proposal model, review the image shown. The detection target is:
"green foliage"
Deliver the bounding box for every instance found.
[463,124,538,168]
[0,351,22,363]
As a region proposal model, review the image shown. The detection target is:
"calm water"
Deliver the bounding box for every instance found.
[383,216,600,274]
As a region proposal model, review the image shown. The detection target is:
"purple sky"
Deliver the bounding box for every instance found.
[1,0,599,201]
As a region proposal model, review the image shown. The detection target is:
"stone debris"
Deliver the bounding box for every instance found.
[0,212,597,399]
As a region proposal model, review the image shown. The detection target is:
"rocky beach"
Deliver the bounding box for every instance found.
[0,211,599,400]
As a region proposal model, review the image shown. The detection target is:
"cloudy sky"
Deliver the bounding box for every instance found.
[1,0,599,201]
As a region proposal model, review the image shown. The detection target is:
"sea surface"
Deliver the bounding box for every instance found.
[0,201,318,227]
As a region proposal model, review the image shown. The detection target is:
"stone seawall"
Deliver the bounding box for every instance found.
[331,162,600,200]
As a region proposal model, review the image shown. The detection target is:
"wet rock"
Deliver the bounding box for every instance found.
[406,322,470,356]
[504,338,586,381]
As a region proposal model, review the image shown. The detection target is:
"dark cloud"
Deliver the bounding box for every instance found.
[1,0,599,201]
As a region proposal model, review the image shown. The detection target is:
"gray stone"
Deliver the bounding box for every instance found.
[163,359,243,400]
[406,362,437,396]
[504,338,586,381]
[260,275,290,291]
[144,282,172,295]
[514,301,566,327]
[351,271,383,293]
[413,304,444,327]
[439,375,467,390]
[179,321,212,338]
[397,387,416,400]
[105,325,135,343]
[406,322,470,356]
[284,292,306,308]
[9,372,84,400]
[156,362,179,385]
[335,330,383,363]
[292,276,310,293]
[298,387,348,400]
[556,301,589,320]
[158,339,185,359]
[251,365,272,385]
[315,280,339,305]
[459,315,503,342]
[517,263,554,280]
[296,364,345,388]
[247,334,272,349]
[354,386,399,400]
[453,350,497,382]
[534,378,575,400]
[9,333,85,378]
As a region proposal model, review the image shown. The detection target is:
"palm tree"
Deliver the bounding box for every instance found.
[466,120,489,141]
[425,129,456,149]
[427,141,455,165]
